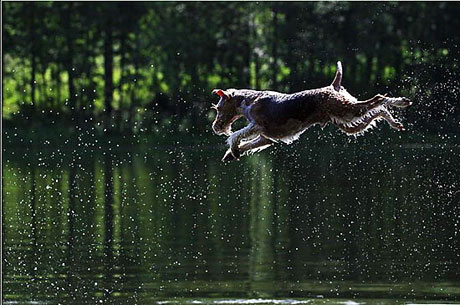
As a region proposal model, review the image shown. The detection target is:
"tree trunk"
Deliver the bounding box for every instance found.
[254,54,260,90]
[127,31,140,133]
[104,15,114,131]
[53,65,60,109]
[28,4,37,109]
[365,55,373,85]
[251,13,260,90]
[282,6,299,91]
[81,29,93,115]
[30,52,36,107]
[40,69,49,108]
[241,17,251,87]
[344,8,358,89]
[63,3,76,120]
[272,6,279,89]
[118,32,127,132]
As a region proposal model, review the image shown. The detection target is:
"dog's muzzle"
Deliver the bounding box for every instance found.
[212,121,230,136]
[212,121,222,135]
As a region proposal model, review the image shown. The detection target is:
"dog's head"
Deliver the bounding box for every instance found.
[211,89,242,136]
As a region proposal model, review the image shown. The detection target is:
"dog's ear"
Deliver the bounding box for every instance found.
[212,89,229,99]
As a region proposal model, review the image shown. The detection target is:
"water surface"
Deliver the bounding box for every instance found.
[3,139,460,304]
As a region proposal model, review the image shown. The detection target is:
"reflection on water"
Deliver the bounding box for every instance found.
[2,141,460,304]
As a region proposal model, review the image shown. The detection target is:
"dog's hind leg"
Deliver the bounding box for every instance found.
[383,96,412,108]
[347,94,388,116]
[379,108,405,130]
[357,95,412,110]
[337,107,404,135]
[338,95,409,120]
[359,94,387,107]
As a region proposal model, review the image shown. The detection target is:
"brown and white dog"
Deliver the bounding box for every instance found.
[211,61,411,161]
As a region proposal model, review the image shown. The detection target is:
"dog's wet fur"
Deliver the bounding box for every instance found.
[211,61,412,161]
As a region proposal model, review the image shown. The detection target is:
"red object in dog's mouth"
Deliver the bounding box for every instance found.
[212,89,226,98]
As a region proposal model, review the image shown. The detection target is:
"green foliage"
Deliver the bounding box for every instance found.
[2,2,460,133]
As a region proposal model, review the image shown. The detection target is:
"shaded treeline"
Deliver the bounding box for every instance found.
[3,2,460,134]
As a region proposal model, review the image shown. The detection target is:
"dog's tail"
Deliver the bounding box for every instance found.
[331,61,342,92]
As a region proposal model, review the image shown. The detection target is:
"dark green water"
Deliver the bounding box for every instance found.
[2,139,460,304]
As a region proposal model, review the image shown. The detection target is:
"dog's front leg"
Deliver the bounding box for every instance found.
[222,123,259,161]
[239,135,274,155]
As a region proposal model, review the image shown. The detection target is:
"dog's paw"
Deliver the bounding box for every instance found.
[395,123,405,131]
[391,97,412,108]
[222,149,237,162]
